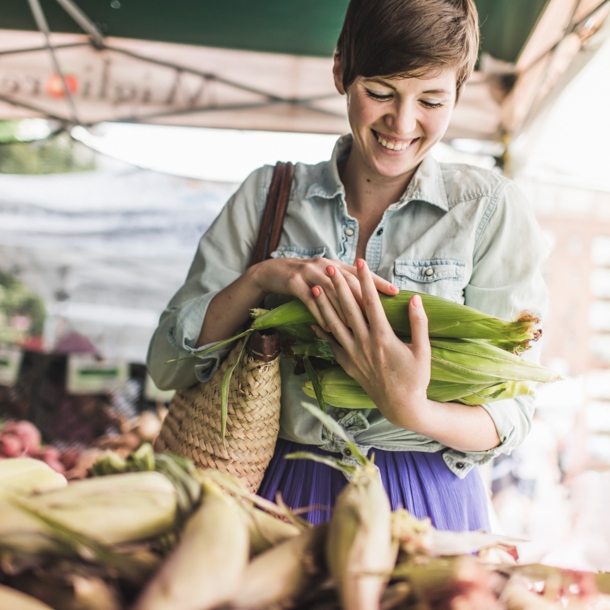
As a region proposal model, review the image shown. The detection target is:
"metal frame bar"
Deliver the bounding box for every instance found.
[0,42,89,57]
[0,93,68,123]
[0,34,343,124]
[26,0,80,125]
[54,0,104,47]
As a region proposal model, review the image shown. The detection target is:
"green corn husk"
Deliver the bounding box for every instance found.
[251,291,541,352]
[429,339,559,385]
[302,361,548,410]
[300,336,559,409]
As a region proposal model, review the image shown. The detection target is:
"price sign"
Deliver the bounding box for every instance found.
[0,346,23,387]
[67,355,129,395]
[144,374,175,403]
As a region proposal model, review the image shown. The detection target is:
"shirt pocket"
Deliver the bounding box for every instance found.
[270,246,326,259]
[393,259,465,301]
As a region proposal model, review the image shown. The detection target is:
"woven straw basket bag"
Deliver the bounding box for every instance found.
[155,162,294,493]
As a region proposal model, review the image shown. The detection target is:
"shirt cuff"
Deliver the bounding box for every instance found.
[167,290,236,383]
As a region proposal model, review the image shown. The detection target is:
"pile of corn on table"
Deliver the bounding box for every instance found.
[0,437,608,610]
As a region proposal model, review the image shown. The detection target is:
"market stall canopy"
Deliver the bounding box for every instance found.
[0,0,609,139]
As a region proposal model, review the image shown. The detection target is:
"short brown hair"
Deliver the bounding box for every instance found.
[336,0,479,97]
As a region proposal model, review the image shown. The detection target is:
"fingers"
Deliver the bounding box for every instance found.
[408,294,431,357]
[311,282,355,351]
[323,266,349,326]
[356,259,392,335]
[326,265,369,336]
[334,260,398,296]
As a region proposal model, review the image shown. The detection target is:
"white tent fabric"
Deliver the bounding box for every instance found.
[0,163,237,362]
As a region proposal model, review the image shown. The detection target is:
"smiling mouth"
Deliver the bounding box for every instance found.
[372,130,418,151]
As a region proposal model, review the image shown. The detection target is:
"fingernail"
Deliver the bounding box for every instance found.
[390,284,399,293]
[326,266,336,277]
[412,294,422,308]
[312,286,321,297]
[326,326,331,332]
[310,325,317,331]
[356,259,365,270]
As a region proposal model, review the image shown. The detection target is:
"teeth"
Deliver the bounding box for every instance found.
[376,133,410,151]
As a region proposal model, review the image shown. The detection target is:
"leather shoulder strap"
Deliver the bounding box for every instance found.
[250,162,294,266]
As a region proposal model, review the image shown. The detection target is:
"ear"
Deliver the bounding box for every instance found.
[332,53,346,95]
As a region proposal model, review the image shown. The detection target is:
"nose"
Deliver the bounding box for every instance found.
[386,99,417,136]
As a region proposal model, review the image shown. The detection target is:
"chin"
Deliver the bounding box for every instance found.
[371,156,421,179]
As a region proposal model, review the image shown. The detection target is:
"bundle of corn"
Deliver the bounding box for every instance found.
[250,290,541,352]
[168,290,558,433]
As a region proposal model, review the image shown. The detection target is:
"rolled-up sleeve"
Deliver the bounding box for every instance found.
[463,180,549,460]
[147,166,271,390]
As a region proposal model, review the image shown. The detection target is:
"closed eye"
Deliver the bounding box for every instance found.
[364,88,393,101]
[421,100,443,109]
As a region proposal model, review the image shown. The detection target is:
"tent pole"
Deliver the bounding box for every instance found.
[53,0,105,48]
[26,0,80,126]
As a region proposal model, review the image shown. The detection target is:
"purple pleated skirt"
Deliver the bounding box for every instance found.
[258,438,490,532]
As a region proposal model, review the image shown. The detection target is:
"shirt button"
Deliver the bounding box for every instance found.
[424,267,435,277]
[376,228,384,236]
[344,227,355,237]
[336,410,346,419]
[344,449,352,457]
[455,462,465,469]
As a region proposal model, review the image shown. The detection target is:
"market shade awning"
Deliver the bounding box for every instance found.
[0,0,608,139]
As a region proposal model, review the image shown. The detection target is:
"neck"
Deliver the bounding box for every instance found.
[339,144,418,218]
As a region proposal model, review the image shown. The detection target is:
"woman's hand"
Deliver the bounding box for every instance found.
[310,259,431,430]
[249,257,398,331]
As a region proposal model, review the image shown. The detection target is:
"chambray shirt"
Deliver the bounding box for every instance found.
[147,135,549,479]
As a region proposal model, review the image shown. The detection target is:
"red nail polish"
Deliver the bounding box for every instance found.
[356,259,365,270]
[326,266,335,277]
[312,286,321,297]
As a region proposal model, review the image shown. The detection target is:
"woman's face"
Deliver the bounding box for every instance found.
[334,62,457,180]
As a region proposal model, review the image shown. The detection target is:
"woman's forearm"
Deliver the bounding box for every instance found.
[388,399,501,453]
[195,266,266,347]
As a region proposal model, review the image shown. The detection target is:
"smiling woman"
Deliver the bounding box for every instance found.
[147,0,549,543]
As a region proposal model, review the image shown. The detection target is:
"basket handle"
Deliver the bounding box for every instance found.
[247,162,294,360]
[250,162,295,266]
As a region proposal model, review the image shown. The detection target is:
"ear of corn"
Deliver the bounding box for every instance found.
[429,339,560,384]
[231,524,328,609]
[133,478,250,610]
[246,507,301,557]
[289,405,396,610]
[302,365,538,410]
[0,472,179,550]
[251,291,540,352]
[0,458,67,497]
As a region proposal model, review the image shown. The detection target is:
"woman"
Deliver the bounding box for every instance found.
[148,0,548,531]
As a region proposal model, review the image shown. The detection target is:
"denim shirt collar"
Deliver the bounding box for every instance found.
[305,133,449,212]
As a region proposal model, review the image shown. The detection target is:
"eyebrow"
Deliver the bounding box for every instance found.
[363,78,452,96]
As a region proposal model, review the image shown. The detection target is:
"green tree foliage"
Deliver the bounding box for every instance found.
[0,121,95,174]
[0,270,46,338]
